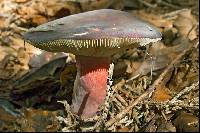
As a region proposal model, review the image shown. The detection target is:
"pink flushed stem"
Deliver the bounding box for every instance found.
[71,55,110,118]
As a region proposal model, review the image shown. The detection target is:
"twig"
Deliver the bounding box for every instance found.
[126,74,140,83]
[105,41,196,128]
[138,0,157,8]
[57,100,76,120]
[142,96,199,111]
[170,81,199,103]
[156,0,180,9]
[162,8,189,18]
[105,86,153,127]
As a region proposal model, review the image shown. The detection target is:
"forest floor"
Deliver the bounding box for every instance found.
[0,0,199,132]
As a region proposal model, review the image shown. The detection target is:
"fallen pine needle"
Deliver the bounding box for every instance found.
[105,40,197,128]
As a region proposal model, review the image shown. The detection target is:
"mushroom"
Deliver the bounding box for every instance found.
[23,9,162,118]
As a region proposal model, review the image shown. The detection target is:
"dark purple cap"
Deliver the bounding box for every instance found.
[24,9,162,57]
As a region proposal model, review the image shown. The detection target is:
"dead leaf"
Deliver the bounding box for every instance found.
[0,16,8,29]
[12,56,68,94]
[31,14,48,25]
[156,118,176,132]
[145,114,176,132]
[0,54,21,80]
[108,0,125,10]
[46,0,81,17]
[173,9,197,40]
[15,0,28,3]
[117,126,130,132]
[0,99,20,131]
[17,47,30,70]
[60,63,76,88]
[80,0,114,11]
[172,111,199,132]
[29,51,68,69]
[18,108,60,132]
[113,60,128,78]
[134,10,173,29]
[162,27,178,45]
[152,85,172,102]
[125,42,168,79]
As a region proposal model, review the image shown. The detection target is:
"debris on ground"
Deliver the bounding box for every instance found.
[0,0,199,132]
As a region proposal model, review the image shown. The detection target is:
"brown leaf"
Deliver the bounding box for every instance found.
[173,9,197,40]
[12,56,68,94]
[129,42,172,78]
[134,10,173,29]
[156,118,176,132]
[28,51,68,68]
[80,0,114,11]
[46,0,81,17]
[18,108,60,132]
[31,14,48,25]
[0,54,21,80]
[117,126,130,132]
[172,111,199,132]
[113,60,128,78]
[0,99,20,131]
[60,63,76,88]
[109,0,125,10]
[0,16,8,29]
[145,114,176,132]
[152,84,172,102]
[15,0,28,3]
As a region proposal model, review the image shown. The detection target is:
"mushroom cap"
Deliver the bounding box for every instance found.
[24,9,162,57]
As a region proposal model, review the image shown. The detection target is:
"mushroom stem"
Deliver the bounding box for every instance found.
[71,55,110,118]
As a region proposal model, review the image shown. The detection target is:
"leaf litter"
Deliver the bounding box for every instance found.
[0,0,199,132]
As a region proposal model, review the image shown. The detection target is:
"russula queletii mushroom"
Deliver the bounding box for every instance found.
[23,9,162,118]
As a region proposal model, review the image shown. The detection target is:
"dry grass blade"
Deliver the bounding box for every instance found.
[105,40,197,128]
